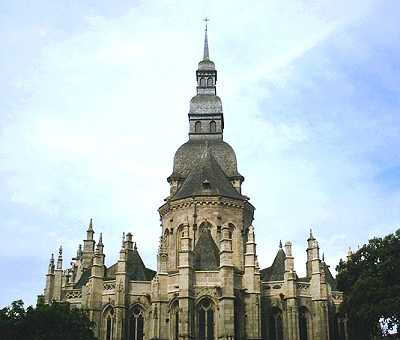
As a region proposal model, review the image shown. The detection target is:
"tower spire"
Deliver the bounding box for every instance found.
[203,17,210,60]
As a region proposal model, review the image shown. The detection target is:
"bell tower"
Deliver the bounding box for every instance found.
[152,22,261,340]
[189,21,224,141]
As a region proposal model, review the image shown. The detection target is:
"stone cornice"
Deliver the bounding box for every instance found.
[158,196,254,217]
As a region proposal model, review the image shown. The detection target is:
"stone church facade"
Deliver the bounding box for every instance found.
[38,28,348,340]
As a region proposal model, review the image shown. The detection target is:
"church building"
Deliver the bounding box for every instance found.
[38,26,348,340]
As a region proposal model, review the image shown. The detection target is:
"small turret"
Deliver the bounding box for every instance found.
[44,253,55,303]
[48,253,55,274]
[56,246,63,270]
[87,218,94,240]
[82,219,96,268]
[124,232,134,250]
[119,232,127,261]
[306,228,319,277]
[53,246,64,302]
[96,233,104,254]
[284,241,295,272]
[284,241,298,303]
[93,233,105,269]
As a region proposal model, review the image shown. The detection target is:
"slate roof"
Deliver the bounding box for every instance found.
[194,228,220,270]
[171,140,242,181]
[172,146,245,201]
[106,248,156,281]
[322,262,337,290]
[74,268,91,288]
[260,248,286,281]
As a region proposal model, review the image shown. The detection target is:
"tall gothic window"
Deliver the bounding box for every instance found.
[207,77,213,86]
[198,298,214,340]
[195,121,201,133]
[200,77,206,87]
[299,307,310,340]
[170,300,180,340]
[269,307,283,340]
[129,305,144,340]
[103,306,114,340]
[334,314,346,340]
[210,121,216,133]
[234,295,244,340]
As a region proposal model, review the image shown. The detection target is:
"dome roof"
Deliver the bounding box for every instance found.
[198,59,215,70]
[190,95,222,114]
[170,140,242,180]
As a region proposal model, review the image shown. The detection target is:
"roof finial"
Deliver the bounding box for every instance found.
[203,17,210,60]
[279,240,282,249]
[98,232,103,246]
[87,218,93,232]
[309,228,315,240]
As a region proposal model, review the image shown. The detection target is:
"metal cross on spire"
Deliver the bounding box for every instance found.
[203,17,209,30]
[203,17,210,60]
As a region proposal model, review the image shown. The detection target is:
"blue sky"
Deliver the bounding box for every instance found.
[1,0,399,307]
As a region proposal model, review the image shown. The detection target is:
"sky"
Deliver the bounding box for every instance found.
[1,0,399,307]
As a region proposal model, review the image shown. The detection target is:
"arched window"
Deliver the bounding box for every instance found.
[299,307,310,340]
[103,306,114,340]
[269,307,283,340]
[195,121,201,133]
[234,295,244,340]
[129,305,144,340]
[170,300,179,340]
[198,298,215,340]
[334,314,346,340]
[209,121,216,133]
[207,77,213,86]
[200,78,206,87]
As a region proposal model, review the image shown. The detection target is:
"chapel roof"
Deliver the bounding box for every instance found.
[106,247,156,281]
[260,248,286,282]
[322,261,337,290]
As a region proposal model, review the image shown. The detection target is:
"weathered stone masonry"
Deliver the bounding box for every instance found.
[38,26,348,340]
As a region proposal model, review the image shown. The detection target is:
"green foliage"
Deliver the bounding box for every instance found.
[0,300,97,340]
[337,229,400,339]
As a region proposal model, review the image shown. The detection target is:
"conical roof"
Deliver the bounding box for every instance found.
[105,247,156,281]
[260,248,286,281]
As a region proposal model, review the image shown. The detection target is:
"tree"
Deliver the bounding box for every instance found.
[337,229,400,339]
[0,300,97,340]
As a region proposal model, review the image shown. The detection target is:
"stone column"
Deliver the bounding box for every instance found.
[178,224,194,340]
[243,226,261,340]
[114,234,128,340]
[88,234,105,339]
[309,235,329,340]
[53,246,64,302]
[284,241,299,340]
[219,225,235,339]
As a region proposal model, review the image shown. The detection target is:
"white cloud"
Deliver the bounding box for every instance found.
[1,0,398,305]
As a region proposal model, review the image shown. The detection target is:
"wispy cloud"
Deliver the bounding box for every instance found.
[0,0,398,306]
